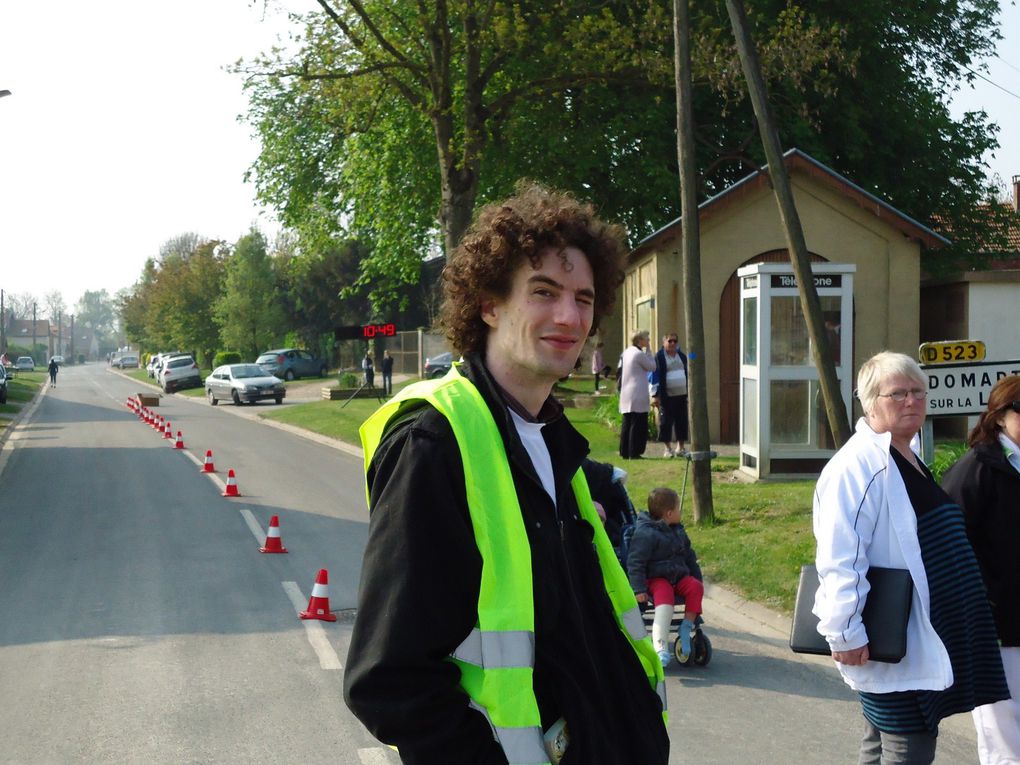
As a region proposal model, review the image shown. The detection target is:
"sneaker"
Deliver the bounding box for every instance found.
[657,649,671,668]
[663,448,674,459]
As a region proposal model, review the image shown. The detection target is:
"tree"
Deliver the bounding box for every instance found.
[43,290,66,323]
[276,236,372,360]
[235,2,848,307]
[75,289,116,343]
[5,292,38,320]
[214,229,286,360]
[715,0,1008,269]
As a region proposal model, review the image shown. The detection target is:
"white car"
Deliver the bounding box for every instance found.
[159,355,201,393]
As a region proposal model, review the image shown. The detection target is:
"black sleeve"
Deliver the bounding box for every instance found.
[626,528,653,593]
[942,454,1000,591]
[343,411,508,765]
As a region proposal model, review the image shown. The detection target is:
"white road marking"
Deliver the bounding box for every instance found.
[281,581,343,670]
[238,508,265,545]
[358,747,398,763]
[180,449,203,468]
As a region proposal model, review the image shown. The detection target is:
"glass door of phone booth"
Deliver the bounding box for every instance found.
[738,263,855,479]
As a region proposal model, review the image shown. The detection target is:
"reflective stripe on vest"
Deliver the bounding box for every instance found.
[360,365,666,764]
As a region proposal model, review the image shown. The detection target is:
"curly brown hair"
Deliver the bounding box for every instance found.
[440,182,627,355]
[968,374,1020,447]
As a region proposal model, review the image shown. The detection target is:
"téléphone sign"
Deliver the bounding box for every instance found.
[922,360,1020,416]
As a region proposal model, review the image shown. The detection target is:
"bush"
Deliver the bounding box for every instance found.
[213,351,243,367]
[339,372,359,388]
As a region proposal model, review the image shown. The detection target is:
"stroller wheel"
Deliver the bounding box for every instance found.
[693,632,712,666]
[673,635,694,667]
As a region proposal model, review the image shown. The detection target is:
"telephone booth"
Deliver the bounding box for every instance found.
[738,263,855,479]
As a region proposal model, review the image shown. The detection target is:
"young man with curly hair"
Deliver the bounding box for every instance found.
[345,184,669,765]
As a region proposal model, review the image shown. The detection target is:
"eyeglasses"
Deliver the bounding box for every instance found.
[877,388,927,402]
[666,338,678,344]
[1001,401,1020,413]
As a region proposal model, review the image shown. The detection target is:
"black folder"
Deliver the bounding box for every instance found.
[790,564,913,664]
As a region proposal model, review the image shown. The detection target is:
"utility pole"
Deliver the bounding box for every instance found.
[673,0,714,524]
[1,288,6,353]
[724,0,851,447]
[32,303,37,364]
[70,315,75,365]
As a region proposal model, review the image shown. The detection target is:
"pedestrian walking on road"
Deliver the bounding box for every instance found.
[381,351,393,395]
[813,351,1007,764]
[345,183,669,765]
[942,374,1020,764]
[48,357,59,386]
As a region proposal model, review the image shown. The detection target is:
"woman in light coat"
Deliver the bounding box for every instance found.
[618,331,655,459]
[813,351,1006,764]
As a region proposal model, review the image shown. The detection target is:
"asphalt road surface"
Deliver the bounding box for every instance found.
[0,364,981,764]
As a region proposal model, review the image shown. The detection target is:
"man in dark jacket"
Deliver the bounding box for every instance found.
[344,184,669,764]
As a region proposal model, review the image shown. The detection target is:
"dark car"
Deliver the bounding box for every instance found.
[205,364,286,406]
[0,365,8,404]
[255,348,328,381]
[424,351,453,379]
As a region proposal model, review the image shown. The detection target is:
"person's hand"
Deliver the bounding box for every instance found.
[635,592,648,604]
[832,645,869,666]
[593,501,606,524]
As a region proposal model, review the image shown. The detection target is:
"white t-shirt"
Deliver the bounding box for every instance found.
[509,409,556,507]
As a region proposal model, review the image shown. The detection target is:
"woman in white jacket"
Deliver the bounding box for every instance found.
[618,330,656,459]
[813,351,1007,764]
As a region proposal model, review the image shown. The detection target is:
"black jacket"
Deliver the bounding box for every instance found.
[626,512,702,594]
[942,441,1020,646]
[343,355,669,765]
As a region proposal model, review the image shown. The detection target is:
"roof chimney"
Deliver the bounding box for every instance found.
[1014,174,1020,213]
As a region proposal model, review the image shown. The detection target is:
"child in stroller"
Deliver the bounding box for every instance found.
[626,487,708,668]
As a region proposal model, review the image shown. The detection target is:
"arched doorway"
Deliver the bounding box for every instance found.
[718,250,829,443]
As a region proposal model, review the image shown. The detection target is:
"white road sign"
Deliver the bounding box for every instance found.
[923,360,1020,416]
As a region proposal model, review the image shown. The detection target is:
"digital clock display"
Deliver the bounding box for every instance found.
[334,323,398,341]
[362,323,396,338]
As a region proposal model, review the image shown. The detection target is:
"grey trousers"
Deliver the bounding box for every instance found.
[858,719,937,765]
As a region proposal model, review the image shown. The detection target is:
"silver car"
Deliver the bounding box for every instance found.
[205,364,286,406]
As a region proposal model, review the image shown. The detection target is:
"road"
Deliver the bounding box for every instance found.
[0,364,981,764]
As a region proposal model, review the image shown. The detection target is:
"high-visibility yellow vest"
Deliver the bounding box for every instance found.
[360,365,666,765]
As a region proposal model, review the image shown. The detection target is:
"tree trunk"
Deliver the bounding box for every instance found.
[673,0,715,524]
[724,0,852,448]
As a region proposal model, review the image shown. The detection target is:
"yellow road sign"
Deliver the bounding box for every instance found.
[918,340,986,365]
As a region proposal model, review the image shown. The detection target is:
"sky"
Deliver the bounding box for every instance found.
[1,2,1019,319]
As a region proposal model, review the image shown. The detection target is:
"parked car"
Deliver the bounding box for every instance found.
[205,364,286,406]
[148,351,182,378]
[15,356,35,372]
[255,348,328,381]
[50,355,65,366]
[0,365,8,404]
[424,351,453,379]
[116,353,140,369]
[159,355,201,393]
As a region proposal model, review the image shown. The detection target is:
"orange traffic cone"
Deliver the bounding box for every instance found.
[222,468,241,497]
[259,515,288,553]
[173,430,184,449]
[153,414,162,431]
[201,450,215,473]
[299,569,336,621]
[163,420,173,440]
[126,397,134,410]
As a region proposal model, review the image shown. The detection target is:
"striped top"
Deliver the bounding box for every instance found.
[859,448,1008,734]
